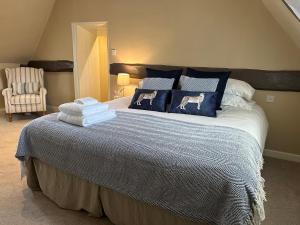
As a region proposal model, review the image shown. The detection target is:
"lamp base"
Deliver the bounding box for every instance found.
[117,86,125,97]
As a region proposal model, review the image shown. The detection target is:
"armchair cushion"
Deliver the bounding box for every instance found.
[12,83,26,95]
[25,82,40,94]
[10,94,41,105]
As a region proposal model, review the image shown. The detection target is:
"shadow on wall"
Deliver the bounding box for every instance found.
[44,72,75,107]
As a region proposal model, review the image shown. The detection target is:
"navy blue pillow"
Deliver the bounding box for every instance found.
[169,90,218,117]
[186,68,230,110]
[129,89,170,112]
[146,68,183,89]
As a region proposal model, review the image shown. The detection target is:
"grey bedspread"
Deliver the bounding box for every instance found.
[16,112,265,225]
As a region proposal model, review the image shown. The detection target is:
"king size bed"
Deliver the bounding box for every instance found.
[16,95,268,225]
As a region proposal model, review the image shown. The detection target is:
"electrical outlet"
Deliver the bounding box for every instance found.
[266,95,275,103]
[111,49,117,56]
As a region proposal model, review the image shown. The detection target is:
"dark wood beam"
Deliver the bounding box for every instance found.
[110,63,300,92]
[23,60,74,72]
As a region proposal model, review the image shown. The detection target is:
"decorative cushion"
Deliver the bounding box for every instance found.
[169,90,218,117]
[129,89,170,112]
[146,68,183,89]
[221,94,256,110]
[25,82,40,94]
[179,75,219,92]
[10,94,41,105]
[224,79,255,100]
[12,83,25,95]
[185,68,230,109]
[142,78,175,90]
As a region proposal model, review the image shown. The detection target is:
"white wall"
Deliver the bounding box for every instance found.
[75,25,101,100]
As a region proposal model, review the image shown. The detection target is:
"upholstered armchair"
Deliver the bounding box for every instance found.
[2,67,47,122]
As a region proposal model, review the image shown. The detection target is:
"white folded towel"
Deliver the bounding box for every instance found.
[74,97,98,106]
[59,102,109,117]
[57,110,116,127]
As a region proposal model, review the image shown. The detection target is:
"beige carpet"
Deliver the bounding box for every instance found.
[0,113,299,225]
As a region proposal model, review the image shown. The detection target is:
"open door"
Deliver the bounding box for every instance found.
[72,22,110,102]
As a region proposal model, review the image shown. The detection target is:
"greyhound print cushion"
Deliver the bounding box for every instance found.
[146,68,183,89]
[185,68,230,110]
[129,89,170,112]
[169,90,218,117]
[142,78,175,90]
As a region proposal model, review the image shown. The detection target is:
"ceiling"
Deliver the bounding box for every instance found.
[0,0,56,63]
[0,0,298,63]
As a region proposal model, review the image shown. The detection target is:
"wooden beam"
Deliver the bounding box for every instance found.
[24,60,74,72]
[110,63,300,92]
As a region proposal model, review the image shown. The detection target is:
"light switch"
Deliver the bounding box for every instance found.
[111,49,117,56]
[266,95,275,103]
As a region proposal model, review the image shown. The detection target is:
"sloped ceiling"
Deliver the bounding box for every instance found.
[262,0,300,49]
[0,0,56,63]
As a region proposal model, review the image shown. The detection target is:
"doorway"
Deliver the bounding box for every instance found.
[72,22,110,102]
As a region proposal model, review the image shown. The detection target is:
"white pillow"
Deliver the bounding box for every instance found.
[224,79,255,100]
[221,94,256,110]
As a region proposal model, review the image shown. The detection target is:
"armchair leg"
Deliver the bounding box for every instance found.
[7,113,12,122]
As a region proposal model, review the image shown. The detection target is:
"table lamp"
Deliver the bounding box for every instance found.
[117,73,130,97]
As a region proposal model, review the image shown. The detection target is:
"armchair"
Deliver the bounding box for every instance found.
[2,67,47,122]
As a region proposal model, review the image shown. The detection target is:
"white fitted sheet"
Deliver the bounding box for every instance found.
[108,97,268,150]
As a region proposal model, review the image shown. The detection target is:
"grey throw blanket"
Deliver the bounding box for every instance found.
[16,112,265,225]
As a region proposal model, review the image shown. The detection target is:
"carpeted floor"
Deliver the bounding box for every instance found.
[0,113,299,225]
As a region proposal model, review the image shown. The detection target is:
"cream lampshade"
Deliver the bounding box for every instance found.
[117,73,130,86]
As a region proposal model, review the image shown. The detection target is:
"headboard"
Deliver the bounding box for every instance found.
[110,63,300,92]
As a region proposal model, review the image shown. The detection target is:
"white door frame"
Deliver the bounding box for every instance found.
[71,21,110,100]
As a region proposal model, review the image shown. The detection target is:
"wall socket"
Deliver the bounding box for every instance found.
[266,95,275,103]
[111,49,117,56]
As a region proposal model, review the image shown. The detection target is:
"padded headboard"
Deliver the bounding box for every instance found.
[110,63,300,92]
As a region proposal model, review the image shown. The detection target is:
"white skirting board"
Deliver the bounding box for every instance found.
[264,149,300,163]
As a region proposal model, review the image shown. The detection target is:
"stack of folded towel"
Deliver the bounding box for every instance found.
[58,97,116,127]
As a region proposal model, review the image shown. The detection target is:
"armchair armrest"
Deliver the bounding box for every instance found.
[39,87,47,112]
[2,88,12,98]
[40,87,47,96]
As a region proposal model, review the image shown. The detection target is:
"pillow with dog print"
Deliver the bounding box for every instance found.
[129,89,170,112]
[169,90,218,117]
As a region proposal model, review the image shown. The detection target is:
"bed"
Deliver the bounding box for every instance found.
[16,96,268,225]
